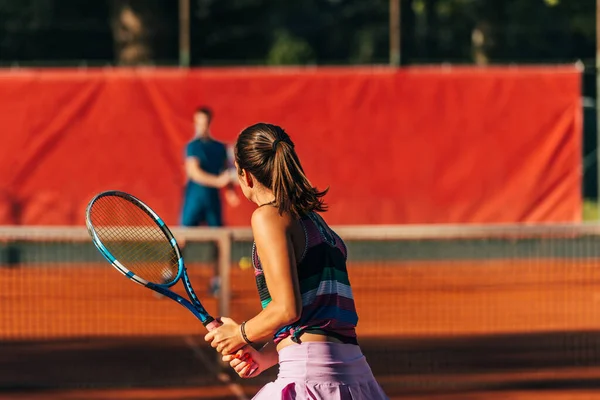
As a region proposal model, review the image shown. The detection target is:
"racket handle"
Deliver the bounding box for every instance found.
[204,317,259,377]
[205,319,222,331]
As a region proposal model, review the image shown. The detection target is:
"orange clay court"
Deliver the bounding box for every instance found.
[1,258,600,399]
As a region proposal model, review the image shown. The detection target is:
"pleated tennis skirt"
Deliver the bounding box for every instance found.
[252,342,389,400]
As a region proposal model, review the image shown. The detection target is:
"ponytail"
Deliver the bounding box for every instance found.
[235,123,328,218]
[272,140,327,218]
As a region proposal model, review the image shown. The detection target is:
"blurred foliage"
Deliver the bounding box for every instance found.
[583,199,600,222]
[190,0,389,65]
[407,0,594,64]
[0,0,595,66]
[266,29,315,65]
[0,0,114,63]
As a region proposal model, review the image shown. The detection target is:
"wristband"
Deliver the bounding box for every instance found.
[240,321,253,345]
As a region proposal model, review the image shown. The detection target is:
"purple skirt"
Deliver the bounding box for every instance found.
[252,342,389,400]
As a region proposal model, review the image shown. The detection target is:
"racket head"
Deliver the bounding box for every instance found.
[85,190,183,287]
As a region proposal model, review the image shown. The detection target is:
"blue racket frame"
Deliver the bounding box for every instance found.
[86,190,215,327]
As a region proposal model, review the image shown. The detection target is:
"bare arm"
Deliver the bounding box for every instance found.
[242,207,302,343]
[203,207,301,355]
[256,341,279,367]
[185,157,229,188]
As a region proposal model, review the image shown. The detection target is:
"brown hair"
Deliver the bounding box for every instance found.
[234,123,328,218]
[195,106,213,123]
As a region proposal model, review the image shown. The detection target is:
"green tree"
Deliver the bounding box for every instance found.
[266,29,315,65]
[0,0,595,67]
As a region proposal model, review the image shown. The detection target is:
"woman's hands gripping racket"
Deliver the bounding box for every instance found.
[85,190,257,375]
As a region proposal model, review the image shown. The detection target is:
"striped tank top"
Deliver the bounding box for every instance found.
[252,211,359,345]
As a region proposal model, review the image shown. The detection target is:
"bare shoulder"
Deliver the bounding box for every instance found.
[251,206,293,234]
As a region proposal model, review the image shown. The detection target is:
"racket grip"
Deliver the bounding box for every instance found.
[204,318,259,377]
[205,319,222,331]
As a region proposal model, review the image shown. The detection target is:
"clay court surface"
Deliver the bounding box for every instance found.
[2,259,600,399]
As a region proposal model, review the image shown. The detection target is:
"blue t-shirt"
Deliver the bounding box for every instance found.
[185,137,227,199]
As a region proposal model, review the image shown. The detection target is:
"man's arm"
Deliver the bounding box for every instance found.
[223,148,241,206]
[185,157,230,188]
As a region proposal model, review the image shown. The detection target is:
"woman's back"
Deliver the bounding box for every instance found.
[253,211,359,345]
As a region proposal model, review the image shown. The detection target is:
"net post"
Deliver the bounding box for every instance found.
[217,229,232,319]
[216,228,232,370]
[389,0,401,67]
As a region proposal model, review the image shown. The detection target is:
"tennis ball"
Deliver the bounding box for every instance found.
[239,256,252,270]
[162,268,174,280]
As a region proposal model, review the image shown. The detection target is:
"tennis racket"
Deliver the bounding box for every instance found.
[85,190,257,373]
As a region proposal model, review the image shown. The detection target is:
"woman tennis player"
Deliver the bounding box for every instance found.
[205,123,389,399]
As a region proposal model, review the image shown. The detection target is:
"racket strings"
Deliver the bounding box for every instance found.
[89,196,179,284]
[95,215,176,278]
[94,210,178,282]
[94,213,175,276]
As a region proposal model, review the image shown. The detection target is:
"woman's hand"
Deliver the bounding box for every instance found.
[204,317,246,355]
[223,347,265,378]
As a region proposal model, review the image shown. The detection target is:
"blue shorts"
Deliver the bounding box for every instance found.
[181,193,222,227]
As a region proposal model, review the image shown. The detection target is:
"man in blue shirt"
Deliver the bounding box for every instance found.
[181,106,239,227]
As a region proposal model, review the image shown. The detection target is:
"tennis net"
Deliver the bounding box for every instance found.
[1,224,600,397]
